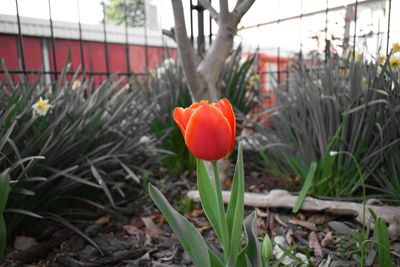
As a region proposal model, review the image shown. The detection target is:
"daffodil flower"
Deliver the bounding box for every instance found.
[72,80,81,90]
[32,97,52,116]
[389,56,400,69]
[393,43,400,53]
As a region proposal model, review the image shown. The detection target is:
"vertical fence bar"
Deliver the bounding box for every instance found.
[15,0,26,75]
[386,0,392,55]
[48,0,58,80]
[299,0,303,55]
[277,1,281,86]
[143,2,149,72]
[196,5,205,56]
[324,0,329,62]
[209,0,212,46]
[77,0,85,69]
[101,0,110,76]
[190,0,194,45]
[124,0,131,78]
[352,0,358,60]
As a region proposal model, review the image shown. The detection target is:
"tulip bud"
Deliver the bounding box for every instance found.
[262,233,273,262]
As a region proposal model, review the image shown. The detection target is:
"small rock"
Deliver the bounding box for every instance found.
[14,236,38,251]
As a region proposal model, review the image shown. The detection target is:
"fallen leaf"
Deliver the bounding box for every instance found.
[321,232,334,247]
[190,209,204,217]
[14,236,38,250]
[308,231,323,257]
[268,214,278,236]
[95,215,110,225]
[288,219,317,231]
[130,218,144,228]
[307,214,327,224]
[286,229,294,245]
[328,221,354,235]
[294,230,309,238]
[255,208,268,218]
[142,216,166,238]
[123,225,140,235]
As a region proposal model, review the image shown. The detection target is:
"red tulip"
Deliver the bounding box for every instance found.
[173,98,236,161]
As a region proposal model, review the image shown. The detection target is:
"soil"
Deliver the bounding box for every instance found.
[2,153,400,266]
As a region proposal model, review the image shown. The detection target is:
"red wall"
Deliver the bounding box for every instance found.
[0,34,176,85]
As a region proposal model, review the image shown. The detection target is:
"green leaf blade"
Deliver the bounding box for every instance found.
[148,183,211,267]
[226,142,245,265]
[197,159,223,246]
[293,162,317,213]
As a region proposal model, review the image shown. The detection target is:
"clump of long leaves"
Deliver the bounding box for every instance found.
[0,59,160,234]
[144,46,262,174]
[248,54,400,200]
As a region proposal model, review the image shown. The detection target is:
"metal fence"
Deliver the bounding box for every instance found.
[0,0,398,87]
[0,0,176,86]
[190,0,397,89]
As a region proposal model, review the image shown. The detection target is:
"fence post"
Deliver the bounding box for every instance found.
[48,0,58,81]
[386,0,392,55]
[101,0,110,76]
[77,0,85,70]
[14,0,26,76]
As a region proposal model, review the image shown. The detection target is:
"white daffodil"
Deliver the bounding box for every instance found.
[329,151,338,156]
[32,97,52,116]
[72,80,81,90]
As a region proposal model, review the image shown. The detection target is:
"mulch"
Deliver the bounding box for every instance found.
[2,153,399,266]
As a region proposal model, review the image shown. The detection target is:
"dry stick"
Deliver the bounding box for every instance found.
[187,189,400,239]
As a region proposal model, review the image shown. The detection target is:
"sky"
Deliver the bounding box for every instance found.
[1,0,399,56]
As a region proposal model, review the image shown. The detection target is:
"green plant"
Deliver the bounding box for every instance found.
[150,144,271,266]
[249,54,400,199]
[0,170,10,261]
[0,58,160,235]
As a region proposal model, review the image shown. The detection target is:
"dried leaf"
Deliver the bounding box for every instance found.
[288,219,317,231]
[14,236,38,251]
[328,221,354,235]
[190,209,204,217]
[286,229,294,244]
[255,207,268,218]
[142,216,166,238]
[308,231,323,257]
[321,232,334,247]
[95,215,110,225]
[123,225,140,235]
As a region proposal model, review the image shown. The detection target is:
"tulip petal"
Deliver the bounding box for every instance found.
[173,107,195,136]
[215,98,236,149]
[185,104,232,161]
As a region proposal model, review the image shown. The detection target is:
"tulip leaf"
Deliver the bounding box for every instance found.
[0,170,11,261]
[148,183,211,267]
[236,212,262,267]
[208,243,225,267]
[374,216,393,267]
[197,159,224,247]
[226,142,244,265]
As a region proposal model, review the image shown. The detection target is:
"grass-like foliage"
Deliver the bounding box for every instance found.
[249,54,400,200]
[0,59,160,234]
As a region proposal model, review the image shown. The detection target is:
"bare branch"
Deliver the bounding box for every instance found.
[162,28,175,41]
[219,0,229,19]
[232,0,255,22]
[198,0,219,22]
[171,0,209,101]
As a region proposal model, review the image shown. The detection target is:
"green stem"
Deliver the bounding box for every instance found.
[211,161,230,261]
[340,151,366,267]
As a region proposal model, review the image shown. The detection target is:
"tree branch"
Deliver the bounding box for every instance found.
[232,0,255,22]
[162,28,175,41]
[171,0,206,100]
[219,0,229,20]
[198,0,219,22]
